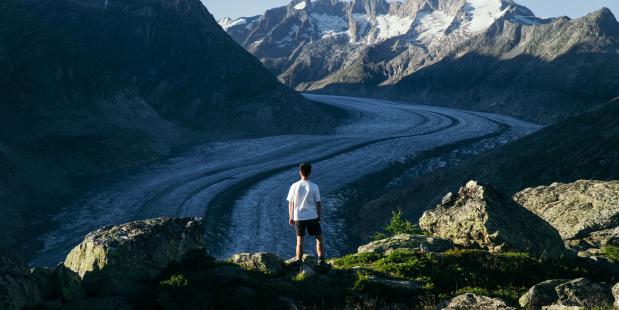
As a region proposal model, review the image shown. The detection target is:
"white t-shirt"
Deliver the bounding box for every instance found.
[287,180,321,221]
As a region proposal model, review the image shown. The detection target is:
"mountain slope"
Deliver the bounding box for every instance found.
[222,0,619,123]
[352,98,619,240]
[26,0,336,136]
[0,0,181,246]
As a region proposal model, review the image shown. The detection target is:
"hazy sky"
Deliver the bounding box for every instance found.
[203,0,619,20]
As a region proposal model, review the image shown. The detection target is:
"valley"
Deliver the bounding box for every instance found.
[30,95,539,266]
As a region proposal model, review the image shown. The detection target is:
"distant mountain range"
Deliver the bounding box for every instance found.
[0,0,336,247]
[221,0,619,123]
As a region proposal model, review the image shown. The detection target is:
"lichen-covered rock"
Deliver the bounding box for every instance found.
[438,293,515,309]
[514,181,619,245]
[419,181,565,258]
[0,247,41,310]
[554,278,613,308]
[64,217,205,297]
[228,252,284,276]
[31,264,84,302]
[519,279,569,309]
[613,283,619,309]
[357,234,454,255]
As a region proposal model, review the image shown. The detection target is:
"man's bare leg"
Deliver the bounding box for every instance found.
[296,236,304,261]
[315,234,324,259]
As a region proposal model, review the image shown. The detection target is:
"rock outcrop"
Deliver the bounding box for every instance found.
[554,278,613,308]
[419,181,565,258]
[438,293,515,310]
[519,279,568,309]
[520,278,614,309]
[228,252,284,276]
[514,180,619,252]
[64,217,205,296]
[30,264,84,302]
[0,247,41,310]
[357,234,453,255]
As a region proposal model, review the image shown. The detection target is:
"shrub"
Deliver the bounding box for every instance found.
[372,209,422,240]
[160,274,189,287]
[601,246,619,263]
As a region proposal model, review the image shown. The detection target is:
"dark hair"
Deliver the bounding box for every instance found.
[299,163,312,177]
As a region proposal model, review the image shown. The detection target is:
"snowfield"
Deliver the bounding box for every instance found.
[30,95,541,265]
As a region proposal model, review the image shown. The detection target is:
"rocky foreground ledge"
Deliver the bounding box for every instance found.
[2,180,619,309]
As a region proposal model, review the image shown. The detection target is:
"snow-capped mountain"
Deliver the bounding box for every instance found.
[220,0,541,90]
[220,0,619,124]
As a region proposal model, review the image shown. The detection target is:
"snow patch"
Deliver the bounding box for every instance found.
[294,1,306,10]
[375,14,414,41]
[311,13,349,38]
[414,10,453,43]
[465,0,507,33]
[219,17,247,31]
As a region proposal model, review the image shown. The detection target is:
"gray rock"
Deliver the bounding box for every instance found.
[64,217,205,297]
[31,264,84,302]
[296,264,315,280]
[0,247,41,310]
[519,279,569,309]
[229,252,284,276]
[554,278,613,308]
[514,180,619,249]
[419,181,565,258]
[366,276,418,290]
[438,293,515,310]
[357,233,453,255]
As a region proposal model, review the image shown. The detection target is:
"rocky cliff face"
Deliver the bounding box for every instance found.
[222,0,619,123]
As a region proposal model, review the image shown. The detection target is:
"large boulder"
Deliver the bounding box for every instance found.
[228,252,284,276]
[438,293,515,310]
[31,264,84,302]
[514,181,619,247]
[357,234,454,255]
[519,279,568,309]
[0,247,41,310]
[64,217,205,297]
[419,181,565,258]
[554,278,613,308]
[521,278,614,309]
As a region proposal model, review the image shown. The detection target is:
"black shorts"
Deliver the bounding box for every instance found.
[294,218,322,237]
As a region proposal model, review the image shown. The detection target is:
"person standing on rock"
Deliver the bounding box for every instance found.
[287,162,326,265]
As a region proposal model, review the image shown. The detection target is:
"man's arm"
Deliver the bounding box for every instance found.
[289,201,294,225]
[316,202,322,220]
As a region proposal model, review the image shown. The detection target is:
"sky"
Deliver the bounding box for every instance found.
[203,0,619,20]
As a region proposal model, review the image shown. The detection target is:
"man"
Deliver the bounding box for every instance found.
[287,162,325,265]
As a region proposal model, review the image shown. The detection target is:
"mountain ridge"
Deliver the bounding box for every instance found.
[221,0,619,123]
